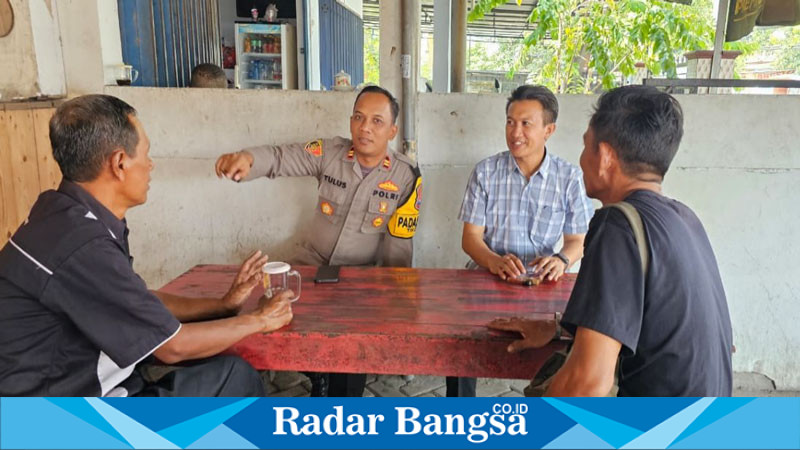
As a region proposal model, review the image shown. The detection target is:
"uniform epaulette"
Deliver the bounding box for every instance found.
[391,150,418,171]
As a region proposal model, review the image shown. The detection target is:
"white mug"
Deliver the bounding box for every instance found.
[262,262,301,302]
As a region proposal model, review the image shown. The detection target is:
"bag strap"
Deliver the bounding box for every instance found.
[605,202,649,276]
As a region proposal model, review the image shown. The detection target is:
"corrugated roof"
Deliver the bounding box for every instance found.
[362,0,537,40]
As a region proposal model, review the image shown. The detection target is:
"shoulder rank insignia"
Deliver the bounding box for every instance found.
[321,202,334,216]
[378,180,399,192]
[304,139,323,157]
[388,174,422,239]
[382,156,391,170]
[346,147,355,160]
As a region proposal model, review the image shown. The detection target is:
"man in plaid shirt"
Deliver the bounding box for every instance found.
[451,85,594,397]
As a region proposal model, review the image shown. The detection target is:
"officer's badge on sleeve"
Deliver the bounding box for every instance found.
[388,175,422,239]
[304,139,323,157]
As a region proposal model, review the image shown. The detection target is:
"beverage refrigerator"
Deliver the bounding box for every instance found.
[234,23,297,90]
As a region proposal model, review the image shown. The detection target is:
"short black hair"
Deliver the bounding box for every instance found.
[354,85,400,124]
[589,85,684,178]
[190,63,227,88]
[506,85,558,124]
[50,95,139,182]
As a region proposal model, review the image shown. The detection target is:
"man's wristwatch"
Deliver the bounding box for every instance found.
[554,252,570,268]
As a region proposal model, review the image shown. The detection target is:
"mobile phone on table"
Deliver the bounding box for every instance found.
[314,265,341,283]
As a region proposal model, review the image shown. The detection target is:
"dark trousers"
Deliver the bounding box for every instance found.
[307,372,367,397]
[446,376,477,397]
[128,355,265,397]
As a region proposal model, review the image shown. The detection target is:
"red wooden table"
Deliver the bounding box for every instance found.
[159,265,575,380]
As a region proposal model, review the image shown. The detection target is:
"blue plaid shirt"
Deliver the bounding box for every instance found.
[458,150,594,265]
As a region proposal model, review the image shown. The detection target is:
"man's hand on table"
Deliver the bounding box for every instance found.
[215,151,254,182]
[222,250,270,312]
[488,253,526,280]
[488,317,558,353]
[253,290,294,332]
[529,255,567,282]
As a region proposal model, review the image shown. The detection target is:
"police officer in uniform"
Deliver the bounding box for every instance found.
[215,86,422,396]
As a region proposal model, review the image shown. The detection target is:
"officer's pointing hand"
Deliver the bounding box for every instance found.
[215,151,254,182]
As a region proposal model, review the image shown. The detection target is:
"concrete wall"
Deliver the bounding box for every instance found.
[0,0,65,100]
[57,0,123,95]
[105,86,800,390]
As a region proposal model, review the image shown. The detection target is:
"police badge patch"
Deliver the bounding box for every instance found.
[304,139,323,157]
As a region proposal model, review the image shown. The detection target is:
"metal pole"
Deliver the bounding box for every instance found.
[208,0,217,64]
[207,0,213,65]
[170,0,180,86]
[210,0,219,66]
[709,0,730,93]
[149,0,160,86]
[214,0,221,66]
[450,0,467,92]
[191,0,198,67]
[199,0,206,64]
[183,0,191,80]
[158,0,169,86]
[402,0,420,160]
[433,0,452,92]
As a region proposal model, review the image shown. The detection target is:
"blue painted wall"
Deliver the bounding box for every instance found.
[318,0,364,89]
[118,0,221,87]
[117,0,157,86]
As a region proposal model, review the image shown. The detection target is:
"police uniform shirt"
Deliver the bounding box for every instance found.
[243,136,422,267]
[0,181,181,396]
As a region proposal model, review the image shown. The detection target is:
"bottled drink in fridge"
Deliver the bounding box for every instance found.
[273,60,281,81]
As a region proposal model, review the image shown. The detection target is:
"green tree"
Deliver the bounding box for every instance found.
[470,0,715,93]
[742,26,800,73]
[775,28,800,73]
[364,28,380,84]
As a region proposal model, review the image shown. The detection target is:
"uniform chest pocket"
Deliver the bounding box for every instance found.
[360,196,397,234]
[318,184,348,224]
[532,204,567,241]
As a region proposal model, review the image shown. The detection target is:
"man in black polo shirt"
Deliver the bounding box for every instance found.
[0,95,293,397]
[492,86,733,396]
